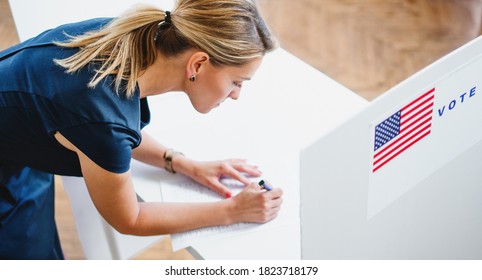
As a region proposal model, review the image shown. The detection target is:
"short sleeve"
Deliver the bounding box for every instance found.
[59,123,140,174]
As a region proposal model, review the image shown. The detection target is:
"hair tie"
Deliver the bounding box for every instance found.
[164,11,171,25]
[155,11,172,41]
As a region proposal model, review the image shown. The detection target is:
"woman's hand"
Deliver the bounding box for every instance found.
[175,157,283,224]
[227,181,283,224]
[132,132,261,198]
[185,158,262,198]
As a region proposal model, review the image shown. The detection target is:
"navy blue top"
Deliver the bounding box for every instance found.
[0,18,151,176]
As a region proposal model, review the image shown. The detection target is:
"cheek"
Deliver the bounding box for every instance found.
[205,80,232,102]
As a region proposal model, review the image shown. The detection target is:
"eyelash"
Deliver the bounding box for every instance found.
[233,82,242,88]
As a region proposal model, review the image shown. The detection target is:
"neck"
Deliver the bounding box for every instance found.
[137,50,191,98]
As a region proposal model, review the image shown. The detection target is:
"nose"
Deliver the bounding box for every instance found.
[229,89,241,100]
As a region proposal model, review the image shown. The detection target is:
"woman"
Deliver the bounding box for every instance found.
[0,0,283,259]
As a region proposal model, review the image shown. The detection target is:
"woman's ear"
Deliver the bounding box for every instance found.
[186,51,210,78]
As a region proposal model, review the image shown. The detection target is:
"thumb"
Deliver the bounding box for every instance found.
[246,181,263,191]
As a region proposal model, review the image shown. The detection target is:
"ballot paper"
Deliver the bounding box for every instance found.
[159,163,296,252]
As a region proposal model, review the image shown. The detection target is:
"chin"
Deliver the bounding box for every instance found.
[192,101,220,114]
[194,106,212,114]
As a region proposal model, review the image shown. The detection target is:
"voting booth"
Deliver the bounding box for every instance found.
[8,0,482,259]
[301,35,482,259]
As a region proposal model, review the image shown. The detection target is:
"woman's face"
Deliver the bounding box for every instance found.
[185,57,263,114]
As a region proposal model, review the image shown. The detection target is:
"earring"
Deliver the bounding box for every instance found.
[189,75,196,82]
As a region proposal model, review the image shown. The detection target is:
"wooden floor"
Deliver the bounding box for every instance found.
[1,0,481,259]
[259,0,482,100]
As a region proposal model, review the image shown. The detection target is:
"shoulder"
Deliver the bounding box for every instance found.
[34,17,114,44]
[53,18,114,40]
[0,18,114,60]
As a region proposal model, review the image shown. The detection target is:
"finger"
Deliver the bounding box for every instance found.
[264,187,283,199]
[238,164,262,177]
[208,178,232,198]
[221,164,252,185]
[259,207,280,223]
[266,201,283,218]
[227,158,247,163]
[266,211,280,223]
[227,159,262,177]
[260,192,283,211]
[246,181,263,191]
[269,196,283,208]
[233,163,262,177]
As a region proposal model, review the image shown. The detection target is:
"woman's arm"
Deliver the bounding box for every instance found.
[132,131,263,198]
[131,131,170,170]
[55,132,283,236]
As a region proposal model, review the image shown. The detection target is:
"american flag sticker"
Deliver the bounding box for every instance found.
[372,88,435,173]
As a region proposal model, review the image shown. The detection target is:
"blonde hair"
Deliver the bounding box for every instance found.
[54,0,278,97]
